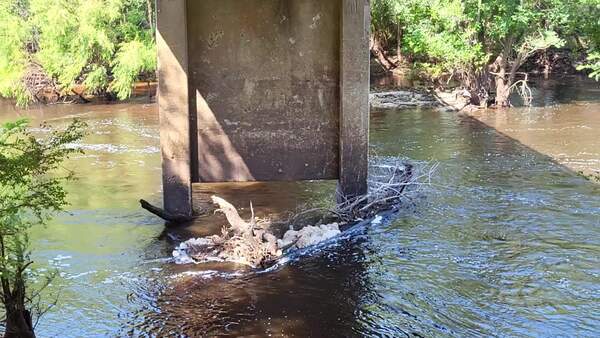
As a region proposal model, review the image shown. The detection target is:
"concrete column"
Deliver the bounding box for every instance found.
[157,0,193,217]
[339,0,370,198]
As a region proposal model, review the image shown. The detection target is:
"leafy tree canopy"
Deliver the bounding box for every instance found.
[0,0,155,105]
[371,0,600,105]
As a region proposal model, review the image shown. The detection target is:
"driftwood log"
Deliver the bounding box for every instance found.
[210,196,254,236]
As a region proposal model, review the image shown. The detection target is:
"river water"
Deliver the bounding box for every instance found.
[0,76,598,337]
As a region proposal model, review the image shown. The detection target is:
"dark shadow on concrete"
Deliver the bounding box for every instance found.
[186,0,341,183]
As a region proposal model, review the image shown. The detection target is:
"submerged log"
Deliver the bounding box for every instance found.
[140,199,196,223]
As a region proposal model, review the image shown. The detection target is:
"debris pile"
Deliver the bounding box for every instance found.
[369,90,440,109]
[173,161,435,268]
[277,223,341,250]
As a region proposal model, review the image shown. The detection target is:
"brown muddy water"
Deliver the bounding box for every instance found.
[468,77,600,179]
[0,76,599,337]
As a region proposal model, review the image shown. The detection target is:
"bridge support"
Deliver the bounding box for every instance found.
[340,0,370,198]
[157,0,193,217]
[157,0,370,217]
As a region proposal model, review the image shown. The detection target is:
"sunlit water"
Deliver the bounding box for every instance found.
[0,76,598,337]
[468,76,600,179]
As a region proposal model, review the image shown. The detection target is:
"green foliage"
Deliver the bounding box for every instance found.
[563,0,600,50]
[371,0,598,82]
[83,65,109,94]
[0,0,30,105]
[110,39,156,100]
[370,0,398,41]
[0,0,155,104]
[465,0,567,56]
[578,52,600,80]
[371,0,488,76]
[405,1,486,72]
[0,119,86,332]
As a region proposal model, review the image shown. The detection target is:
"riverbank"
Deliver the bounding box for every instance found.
[2,75,598,182]
[370,87,471,112]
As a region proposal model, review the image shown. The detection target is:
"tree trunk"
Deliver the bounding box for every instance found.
[396,24,403,63]
[495,78,511,107]
[139,199,196,223]
[493,53,514,107]
[457,70,492,108]
[495,64,511,107]
[542,51,550,78]
[146,0,154,33]
[211,196,253,236]
[3,272,36,338]
[370,36,396,71]
[5,308,36,338]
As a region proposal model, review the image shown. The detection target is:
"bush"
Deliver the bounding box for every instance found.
[578,52,600,80]
[0,119,86,337]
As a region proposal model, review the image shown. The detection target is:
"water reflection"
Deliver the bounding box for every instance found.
[468,77,600,177]
[368,105,600,336]
[124,239,377,336]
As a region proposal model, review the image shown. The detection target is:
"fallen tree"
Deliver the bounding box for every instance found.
[371,36,398,71]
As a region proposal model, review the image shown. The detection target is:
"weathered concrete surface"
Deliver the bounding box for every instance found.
[339,0,370,198]
[187,0,342,182]
[158,0,370,215]
[157,0,192,217]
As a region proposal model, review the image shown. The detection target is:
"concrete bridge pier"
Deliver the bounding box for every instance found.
[157,0,370,218]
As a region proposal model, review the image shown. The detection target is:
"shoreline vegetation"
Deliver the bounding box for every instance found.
[1,1,598,108]
[369,0,599,112]
[369,0,599,108]
[0,0,156,107]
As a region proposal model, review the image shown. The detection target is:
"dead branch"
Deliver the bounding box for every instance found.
[211,196,253,236]
[508,71,533,106]
[173,161,436,269]
[139,199,195,223]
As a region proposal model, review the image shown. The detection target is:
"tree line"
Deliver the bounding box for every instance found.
[371,0,600,107]
[1,1,598,108]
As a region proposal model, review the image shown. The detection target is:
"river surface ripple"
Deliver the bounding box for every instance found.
[0,76,598,337]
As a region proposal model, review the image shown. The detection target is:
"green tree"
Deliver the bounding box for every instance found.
[572,1,600,80]
[0,0,156,105]
[0,0,30,106]
[578,53,600,80]
[370,0,399,69]
[0,119,86,337]
[371,0,600,106]
[468,0,567,106]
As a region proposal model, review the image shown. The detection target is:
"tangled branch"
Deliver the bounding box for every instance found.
[173,160,437,269]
